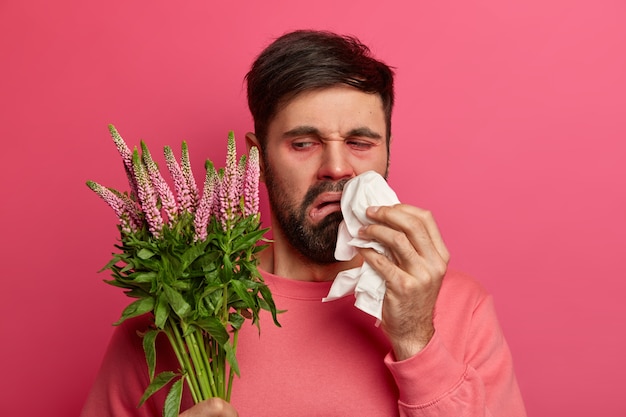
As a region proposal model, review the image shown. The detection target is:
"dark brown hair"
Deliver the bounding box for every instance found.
[245,30,395,145]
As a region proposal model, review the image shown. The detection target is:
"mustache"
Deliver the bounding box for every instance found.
[301,179,349,210]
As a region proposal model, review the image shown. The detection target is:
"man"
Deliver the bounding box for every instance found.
[82,30,526,416]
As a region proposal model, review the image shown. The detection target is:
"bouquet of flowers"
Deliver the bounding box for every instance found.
[87,125,280,416]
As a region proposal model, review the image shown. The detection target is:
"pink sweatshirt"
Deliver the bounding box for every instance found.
[81,269,526,416]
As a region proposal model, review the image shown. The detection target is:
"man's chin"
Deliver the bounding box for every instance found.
[296,212,343,264]
[296,246,338,265]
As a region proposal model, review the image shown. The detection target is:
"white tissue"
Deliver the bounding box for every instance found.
[322,171,400,322]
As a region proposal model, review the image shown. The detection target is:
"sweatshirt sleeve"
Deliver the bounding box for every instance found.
[384,293,527,417]
[80,315,169,417]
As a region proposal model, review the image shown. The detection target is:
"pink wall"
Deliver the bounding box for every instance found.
[1,0,624,415]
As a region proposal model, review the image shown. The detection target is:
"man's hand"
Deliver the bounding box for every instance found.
[179,398,238,417]
[357,204,450,361]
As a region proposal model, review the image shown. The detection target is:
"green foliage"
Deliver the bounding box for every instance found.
[91,127,281,415]
[163,378,184,417]
[138,371,179,407]
[102,208,279,411]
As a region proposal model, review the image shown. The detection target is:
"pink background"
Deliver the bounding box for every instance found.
[1,0,624,415]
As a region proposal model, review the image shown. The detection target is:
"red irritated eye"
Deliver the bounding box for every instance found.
[292,141,317,150]
[347,140,374,150]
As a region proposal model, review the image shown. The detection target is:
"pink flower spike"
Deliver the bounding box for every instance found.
[86,180,140,233]
[141,141,178,223]
[108,188,143,230]
[181,141,200,211]
[132,148,164,238]
[164,146,194,214]
[193,160,218,241]
[243,146,260,217]
[215,170,227,230]
[219,132,239,228]
[237,154,247,202]
[108,125,139,199]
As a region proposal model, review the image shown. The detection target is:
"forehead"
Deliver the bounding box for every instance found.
[269,85,387,138]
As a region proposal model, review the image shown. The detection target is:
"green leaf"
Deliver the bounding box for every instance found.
[181,242,207,270]
[120,261,136,273]
[229,279,256,308]
[259,285,282,327]
[142,329,160,380]
[103,278,133,290]
[223,342,240,377]
[131,271,157,283]
[231,228,267,253]
[137,248,156,260]
[221,255,233,283]
[137,371,178,407]
[125,288,151,299]
[98,255,123,273]
[154,293,170,329]
[113,297,155,325]
[229,312,245,330]
[199,247,221,266]
[193,317,229,345]
[163,377,184,417]
[170,280,191,291]
[163,284,191,318]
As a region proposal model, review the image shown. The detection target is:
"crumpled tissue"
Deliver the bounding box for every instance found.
[322,170,400,323]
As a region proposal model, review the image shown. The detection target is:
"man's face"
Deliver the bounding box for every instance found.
[260,85,390,264]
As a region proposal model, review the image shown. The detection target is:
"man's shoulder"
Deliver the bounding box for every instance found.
[439,269,490,303]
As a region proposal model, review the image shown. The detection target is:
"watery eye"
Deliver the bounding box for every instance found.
[348,140,373,150]
[292,141,315,149]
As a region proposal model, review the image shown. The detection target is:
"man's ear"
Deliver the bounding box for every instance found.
[245,132,266,183]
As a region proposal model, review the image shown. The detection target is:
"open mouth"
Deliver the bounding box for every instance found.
[309,192,343,222]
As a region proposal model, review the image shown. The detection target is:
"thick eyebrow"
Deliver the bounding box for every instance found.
[346,127,383,140]
[282,125,383,140]
[282,125,321,139]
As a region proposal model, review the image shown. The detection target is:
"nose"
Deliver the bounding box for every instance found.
[317,142,355,181]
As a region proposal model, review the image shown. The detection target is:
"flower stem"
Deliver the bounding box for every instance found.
[165,320,201,403]
[210,339,220,398]
[193,329,218,398]
[183,331,212,400]
[220,283,229,399]
[226,329,239,402]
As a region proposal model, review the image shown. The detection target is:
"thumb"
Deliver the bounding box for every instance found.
[179,398,238,417]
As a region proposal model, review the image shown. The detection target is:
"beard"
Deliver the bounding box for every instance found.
[265,165,348,264]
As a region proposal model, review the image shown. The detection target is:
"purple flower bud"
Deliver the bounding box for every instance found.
[108,125,139,199]
[132,149,164,238]
[108,188,143,230]
[237,154,247,206]
[181,141,200,210]
[164,146,195,213]
[141,141,178,223]
[217,132,239,230]
[86,180,140,233]
[243,146,260,217]
[193,160,218,241]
